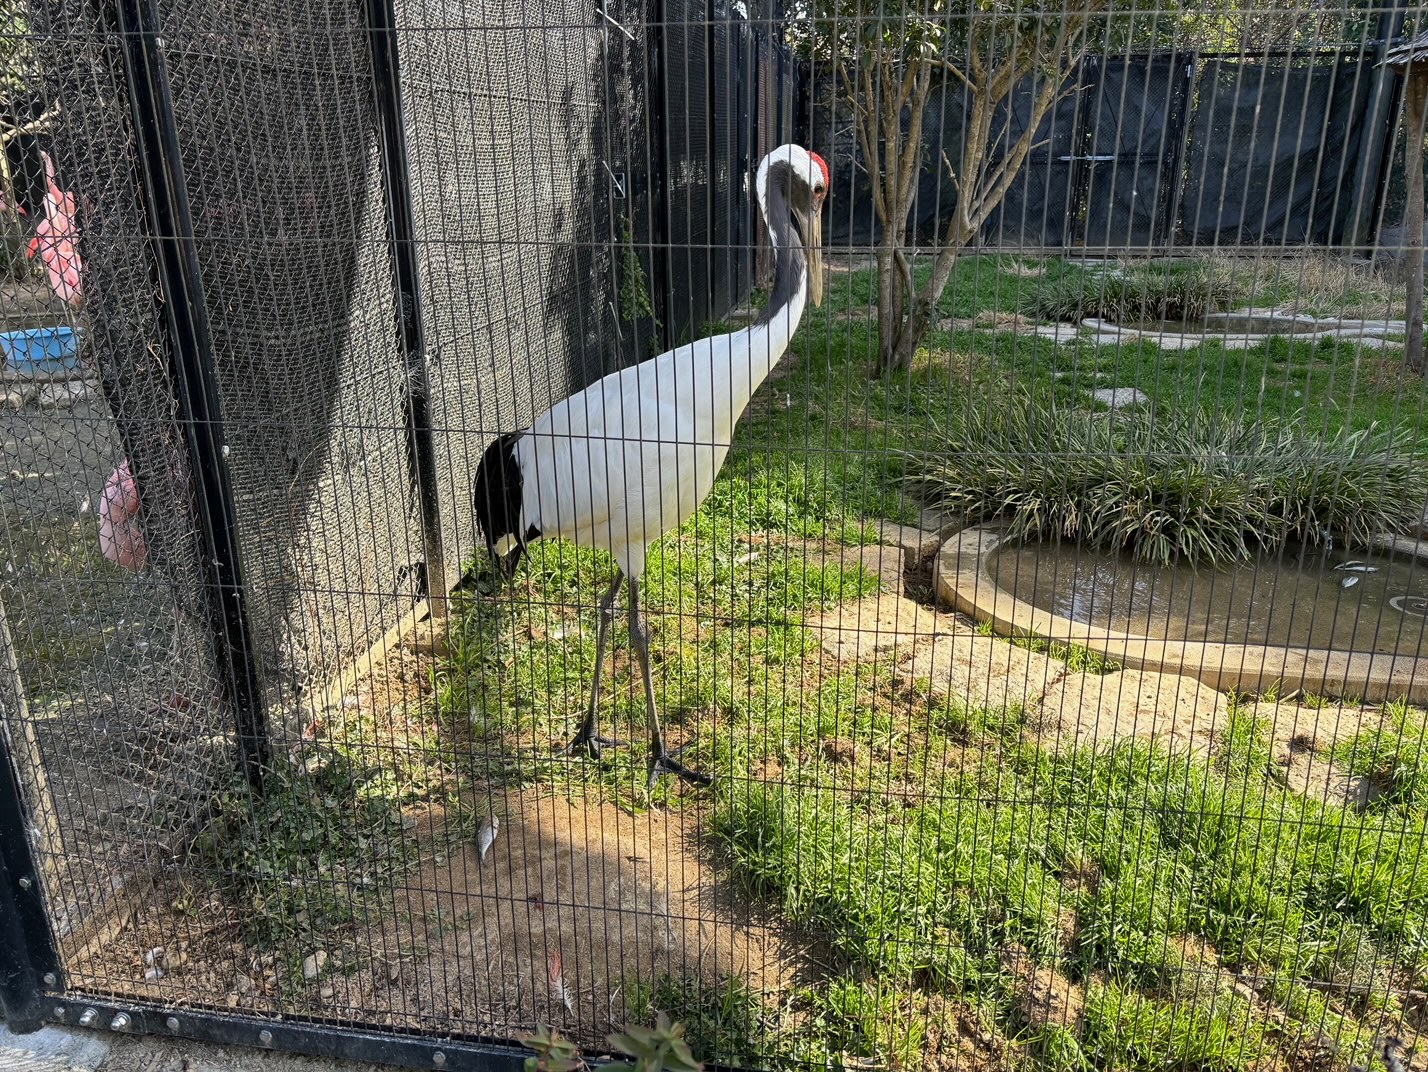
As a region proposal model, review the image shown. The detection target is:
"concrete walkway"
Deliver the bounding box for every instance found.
[0,1025,386,1072]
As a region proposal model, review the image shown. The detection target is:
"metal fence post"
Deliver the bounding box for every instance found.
[0,616,62,1032]
[648,0,676,353]
[367,0,448,614]
[115,0,270,789]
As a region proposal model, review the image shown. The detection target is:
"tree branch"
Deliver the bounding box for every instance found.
[0,103,61,146]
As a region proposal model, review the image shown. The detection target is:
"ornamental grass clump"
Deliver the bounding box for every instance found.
[913,401,1426,565]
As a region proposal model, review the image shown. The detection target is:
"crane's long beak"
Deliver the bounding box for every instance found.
[805,209,824,307]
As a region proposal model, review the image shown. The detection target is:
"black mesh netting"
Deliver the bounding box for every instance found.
[1181,55,1377,246]
[804,49,1384,250]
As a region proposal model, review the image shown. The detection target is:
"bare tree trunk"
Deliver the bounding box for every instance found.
[888,245,965,371]
[1404,68,1427,376]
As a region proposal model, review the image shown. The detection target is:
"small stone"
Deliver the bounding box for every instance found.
[234,972,254,994]
[1089,387,1149,410]
[2,386,36,410]
[144,947,164,967]
[301,950,330,982]
[144,967,163,983]
[36,379,91,409]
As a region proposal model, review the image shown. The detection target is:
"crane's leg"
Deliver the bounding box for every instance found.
[561,568,627,758]
[627,576,711,789]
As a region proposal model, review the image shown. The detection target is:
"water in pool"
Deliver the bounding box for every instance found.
[990,541,1428,655]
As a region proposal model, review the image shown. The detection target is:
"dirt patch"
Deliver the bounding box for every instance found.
[77,790,807,1050]
[810,591,945,661]
[335,794,801,1044]
[896,629,1062,713]
[1033,668,1229,755]
[999,943,1085,1036]
[1258,701,1393,810]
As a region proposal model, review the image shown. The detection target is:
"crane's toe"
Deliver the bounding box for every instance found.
[560,730,627,760]
[647,742,712,790]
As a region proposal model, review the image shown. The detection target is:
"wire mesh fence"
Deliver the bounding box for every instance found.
[1,1,1427,1070]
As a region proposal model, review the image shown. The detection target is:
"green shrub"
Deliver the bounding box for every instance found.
[911,399,1427,565]
[1027,259,1234,323]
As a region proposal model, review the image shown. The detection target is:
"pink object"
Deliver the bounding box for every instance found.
[98,460,147,571]
[25,151,83,309]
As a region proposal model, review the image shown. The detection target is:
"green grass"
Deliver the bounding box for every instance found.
[438,253,1428,1068]
[712,711,1427,1070]
[1332,701,1428,813]
[629,975,793,1068]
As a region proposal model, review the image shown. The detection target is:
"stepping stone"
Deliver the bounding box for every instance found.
[876,521,947,569]
[1089,387,1149,410]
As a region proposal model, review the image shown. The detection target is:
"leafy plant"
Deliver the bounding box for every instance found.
[631,975,782,1068]
[518,1026,586,1072]
[195,750,406,948]
[911,398,1427,565]
[517,1015,703,1072]
[606,1013,704,1072]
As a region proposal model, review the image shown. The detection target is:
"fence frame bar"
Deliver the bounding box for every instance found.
[44,998,528,1071]
[367,0,448,612]
[114,0,269,787]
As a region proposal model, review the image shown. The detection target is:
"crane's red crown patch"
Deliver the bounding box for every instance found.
[809,151,830,190]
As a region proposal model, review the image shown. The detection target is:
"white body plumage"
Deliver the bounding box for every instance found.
[500,302,806,579]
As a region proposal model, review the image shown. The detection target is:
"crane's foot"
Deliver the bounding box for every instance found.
[647,742,712,790]
[560,728,627,760]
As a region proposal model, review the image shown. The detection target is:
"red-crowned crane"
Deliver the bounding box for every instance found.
[472,143,828,789]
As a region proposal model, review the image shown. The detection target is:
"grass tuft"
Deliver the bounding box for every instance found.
[630,975,787,1068]
[1025,259,1234,323]
[912,399,1427,565]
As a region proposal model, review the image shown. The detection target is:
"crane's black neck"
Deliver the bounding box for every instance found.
[753,161,806,328]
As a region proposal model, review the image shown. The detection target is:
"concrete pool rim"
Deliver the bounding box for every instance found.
[933,525,1428,704]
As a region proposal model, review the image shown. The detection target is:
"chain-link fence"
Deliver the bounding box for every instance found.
[1,1,1427,1071]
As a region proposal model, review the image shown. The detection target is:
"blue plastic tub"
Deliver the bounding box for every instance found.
[0,326,80,375]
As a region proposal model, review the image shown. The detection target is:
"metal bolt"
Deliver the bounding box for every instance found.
[166,1017,180,1032]
[432,1053,446,1068]
[110,1013,131,1032]
[78,1008,98,1027]
[259,1029,273,1046]
[17,876,31,890]
[42,973,57,987]
[53,1006,65,1020]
